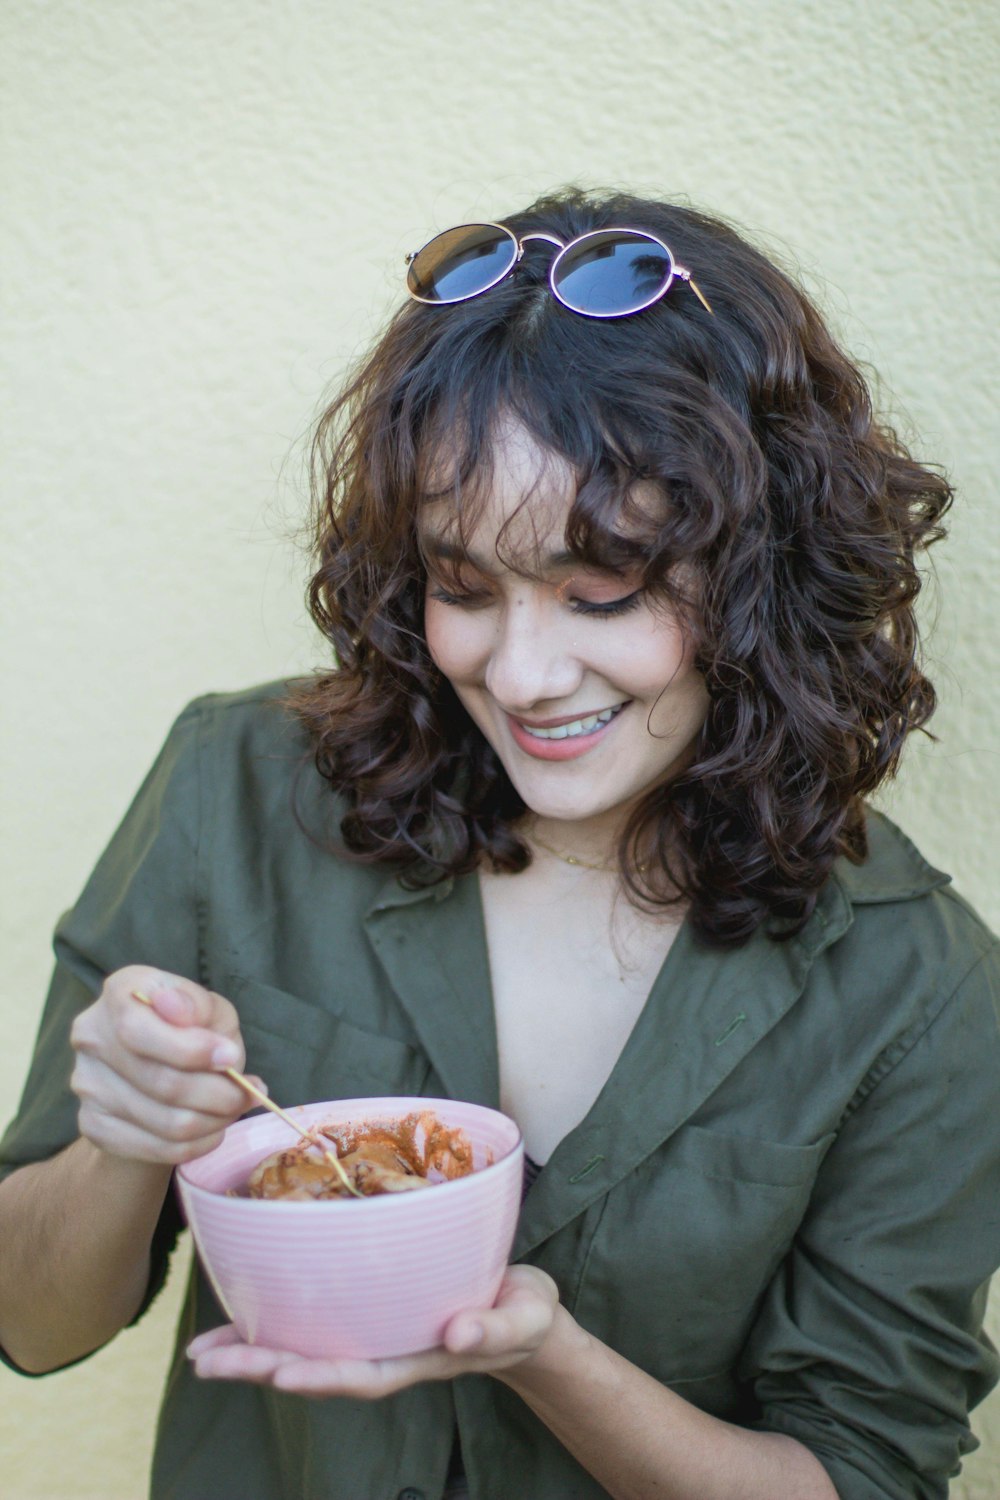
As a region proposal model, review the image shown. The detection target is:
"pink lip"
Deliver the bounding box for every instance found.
[506,705,627,761]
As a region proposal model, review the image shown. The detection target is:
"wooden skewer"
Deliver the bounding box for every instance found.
[131,989,363,1197]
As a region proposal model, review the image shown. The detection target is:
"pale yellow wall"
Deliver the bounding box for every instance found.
[2,2,997,1496]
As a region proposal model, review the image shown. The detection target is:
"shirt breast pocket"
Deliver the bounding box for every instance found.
[573,1122,835,1384]
[223,973,433,1107]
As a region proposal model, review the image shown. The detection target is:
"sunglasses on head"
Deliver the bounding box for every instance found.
[405,221,713,319]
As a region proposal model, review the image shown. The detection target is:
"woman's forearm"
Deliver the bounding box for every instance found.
[0,1138,172,1373]
[499,1306,838,1500]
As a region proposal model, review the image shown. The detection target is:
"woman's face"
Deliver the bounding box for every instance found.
[420,422,709,836]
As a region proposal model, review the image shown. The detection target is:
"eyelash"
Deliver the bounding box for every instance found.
[428,587,644,619]
[428,587,488,609]
[569,590,643,619]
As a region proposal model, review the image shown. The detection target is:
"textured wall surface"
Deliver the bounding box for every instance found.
[2,1,998,1495]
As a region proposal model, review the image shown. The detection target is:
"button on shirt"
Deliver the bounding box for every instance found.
[2,683,999,1500]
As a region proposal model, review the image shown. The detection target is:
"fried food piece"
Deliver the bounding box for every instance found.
[348,1149,432,1195]
[246,1137,432,1201]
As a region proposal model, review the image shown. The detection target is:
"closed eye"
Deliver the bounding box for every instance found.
[569,590,644,619]
[428,585,491,608]
[428,583,645,617]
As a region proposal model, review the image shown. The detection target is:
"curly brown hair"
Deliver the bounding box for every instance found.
[289,188,951,946]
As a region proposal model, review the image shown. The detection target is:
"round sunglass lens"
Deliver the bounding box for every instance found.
[407,225,518,303]
[551,230,673,317]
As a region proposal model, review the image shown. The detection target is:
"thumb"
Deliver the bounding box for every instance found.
[142,976,214,1029]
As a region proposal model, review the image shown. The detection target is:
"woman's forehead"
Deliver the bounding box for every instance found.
[417,419,577,557]
[418,486,574,567]
[416,415,665,566]
[419,416,573,507]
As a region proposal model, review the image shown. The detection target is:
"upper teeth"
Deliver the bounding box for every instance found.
[522,705,622,740]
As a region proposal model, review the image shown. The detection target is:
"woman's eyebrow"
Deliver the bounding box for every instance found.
[421,537,496,573]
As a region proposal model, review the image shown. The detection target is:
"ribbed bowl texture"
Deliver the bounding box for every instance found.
[175,1096,524,1359]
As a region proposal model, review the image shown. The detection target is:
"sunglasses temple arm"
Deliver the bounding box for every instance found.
[674,265,713,315]
[687,276,713,315]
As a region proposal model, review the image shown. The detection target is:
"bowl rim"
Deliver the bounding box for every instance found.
[175,1094,525,1208]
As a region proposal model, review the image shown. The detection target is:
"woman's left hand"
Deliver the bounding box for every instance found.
[187,1265,560,1398]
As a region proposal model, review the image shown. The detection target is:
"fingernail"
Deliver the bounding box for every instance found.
[211,1041,240,1069]
[460,1322,484,1349]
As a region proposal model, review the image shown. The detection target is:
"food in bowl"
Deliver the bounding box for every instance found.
[175,1096,524,1359]
[245,1110,476,1200]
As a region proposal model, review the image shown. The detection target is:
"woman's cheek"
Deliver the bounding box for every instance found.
[424,599,478,683]
[423,598,447,669]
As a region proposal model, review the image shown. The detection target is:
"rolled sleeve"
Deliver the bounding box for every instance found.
[738,947,1000,1500]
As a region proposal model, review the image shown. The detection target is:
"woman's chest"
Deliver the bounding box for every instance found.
[478,869,681,1162]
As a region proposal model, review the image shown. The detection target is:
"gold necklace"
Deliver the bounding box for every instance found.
[528,827,649,875]
[529,830,616,872]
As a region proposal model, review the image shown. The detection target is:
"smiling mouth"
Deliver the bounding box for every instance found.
[516,704,628,741]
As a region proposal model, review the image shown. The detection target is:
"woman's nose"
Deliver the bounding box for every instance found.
[483,598,582,711]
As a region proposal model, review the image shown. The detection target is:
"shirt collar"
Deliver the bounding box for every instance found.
[832,809,951,905]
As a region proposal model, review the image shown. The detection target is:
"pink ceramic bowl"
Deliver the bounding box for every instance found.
[175,1096,523,1360]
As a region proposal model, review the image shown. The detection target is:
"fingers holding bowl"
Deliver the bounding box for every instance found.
[187,1268,561,1399]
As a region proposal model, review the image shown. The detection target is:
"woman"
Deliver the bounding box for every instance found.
[1,190,998,1500]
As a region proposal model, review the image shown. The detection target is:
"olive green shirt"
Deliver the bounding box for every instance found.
[3,683,999,1500]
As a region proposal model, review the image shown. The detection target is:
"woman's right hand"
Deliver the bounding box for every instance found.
[69,966,259,1165]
